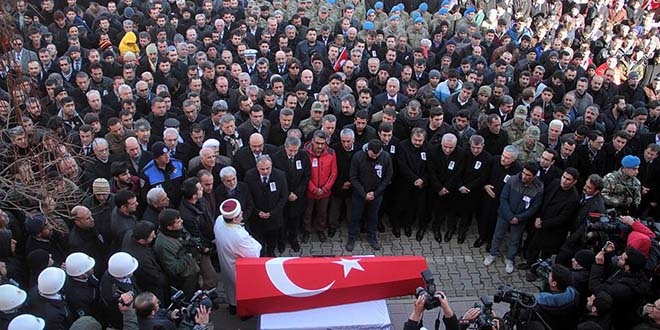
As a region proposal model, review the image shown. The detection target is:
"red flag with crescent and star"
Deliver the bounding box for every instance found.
[236,256,428,316]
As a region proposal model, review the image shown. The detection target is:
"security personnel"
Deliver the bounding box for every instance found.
[142,141,186,205]
[602,155,642,215]
[62,252,101,322]
[25,267,73,329]
[0,284,27,328]
[512,126,545,163]
[100,252,139,329]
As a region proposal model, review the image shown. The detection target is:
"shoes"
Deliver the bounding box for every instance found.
[277,241,286,254]
[505,259,515,274]
[290,240,300,252]
[525,270,539,282]
[229,304,237,315]
[392,227,401,238]
[444,230,455,242]
[345,237,356,252]
[378,221,385,233]
[517,262,531,270]
[473,238,485,248]
[368,237,381,250]
[404,226,412,237]
[416,228,426,241]
[301,231,310,243]
[318,231,328,243]
[433,230,443,243]
[457,232,466,244]
[327,227,336,238]
[483,255,495,267]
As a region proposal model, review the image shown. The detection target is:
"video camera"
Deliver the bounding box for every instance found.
[415,269,443,310]
[584,211,630,251]
[471,294,497,330]
[530,258,553,281]
[493,284,536,308]
[167,288,215,323]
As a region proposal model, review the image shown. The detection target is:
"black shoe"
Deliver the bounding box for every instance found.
[485,244,491,252]
[404,226,412,237]
[368,237,381,250]
[517,262,531,270]
[473,238,485,248]
[277,241,286,254]
[433,230,443,243]
[301,231,310,243]
[327,227,336,238]
[416,228,426,241]
[290,240,300,252]
[378,221,385,233]
[318,231,328,243]
[444,230,455,242]
[229,304,237,315]
[457,232,466,244]
[345,237,356,252]
[392,227,401,238]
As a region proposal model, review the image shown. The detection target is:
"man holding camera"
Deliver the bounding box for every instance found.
[133,291,211,329]
[532,264,582,329]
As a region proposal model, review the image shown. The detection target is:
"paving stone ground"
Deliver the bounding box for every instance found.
[210,219,542,329]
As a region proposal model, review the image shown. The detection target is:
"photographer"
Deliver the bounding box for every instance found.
[571,249,596,308]
[403,291,458,330]
[636,298,660,330]
[589,245,651,330]
[133,291,211,330]
[533,264,581,329]
[578,292,613,330]
[153,209,201,299]
[619,216,656,258]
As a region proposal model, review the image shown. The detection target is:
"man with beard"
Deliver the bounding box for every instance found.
[396,128,429,240]
[69,206,107,277]
[619,71,645,105]
[478,114,509,156]
[121,221,168,302]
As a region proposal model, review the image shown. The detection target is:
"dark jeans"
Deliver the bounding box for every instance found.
[348,192,383,239]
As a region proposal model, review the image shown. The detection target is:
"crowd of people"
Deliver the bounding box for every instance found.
[0,0,660,328]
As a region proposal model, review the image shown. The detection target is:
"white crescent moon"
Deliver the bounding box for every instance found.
[265,257,335,297]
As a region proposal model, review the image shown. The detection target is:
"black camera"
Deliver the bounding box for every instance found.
[168,288,215,322]
[472,294,497,330]
[530,258,553,281]
[493,285,536,307]
[586,213,623,233]
[415,269,443,310]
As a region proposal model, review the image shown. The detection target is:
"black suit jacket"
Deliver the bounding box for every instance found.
[371,92,409,114]
[215,181,255,221]
[272,148,311,215]
[244,167,289,231]
[117,150,154,176]
[232,144,279,180]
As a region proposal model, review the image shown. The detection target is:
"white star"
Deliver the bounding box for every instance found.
[333,258,364,278]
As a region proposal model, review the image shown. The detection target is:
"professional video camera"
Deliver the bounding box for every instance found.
[470,294,497,330]
[415,269,443,310]
[584,211,631,251]
[493,285,538,330]
[530,258,552,281]
[167,288,215,323]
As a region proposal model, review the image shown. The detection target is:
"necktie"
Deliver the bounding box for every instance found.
[262,176,268,188]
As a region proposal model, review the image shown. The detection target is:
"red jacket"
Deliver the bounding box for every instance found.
[305,143,338,199]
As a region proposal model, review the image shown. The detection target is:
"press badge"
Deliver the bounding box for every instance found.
[421,152,427,160]
[474,161,481,169]
[390,145,396,153]
[270,182,277,192]
[375,164,383,178]
[238,140,244,148]
[503,174,510,183]
[448,161,455,170]
[312,158,318,167]
[296,160,302,170]
[522,195,531,209]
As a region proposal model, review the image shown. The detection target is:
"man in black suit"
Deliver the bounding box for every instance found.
[575,131,605,180]
[216,166,255,222]
[163,127,193,167]
[232,133,279,180]
[237,104,271,146]
[244,155,289,257]
[371,77,409,114]
[121,137,153,176]
[272,136,311,252]
[537,148,563,187]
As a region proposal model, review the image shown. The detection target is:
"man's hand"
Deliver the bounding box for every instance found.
[461,307,482,322]
[117,291,134,311]
[195,305,211,326]
[535,218,542,229]
[510,217,519,225]
[620,215,635,226]
[342,181,351,189]
[439,188,449,196]
[595,250,606,265]
[414,179,424,188]
[642,186,650,195]
[288,192,298,201]
[409,295,426,322]
[484,185,495,198]
[315,188,324,196]
[366,192,375,201]
[258,211,271,219]
[459,186,470,194]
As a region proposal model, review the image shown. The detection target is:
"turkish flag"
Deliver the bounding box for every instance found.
[236,256,428,316]
[333,47,349,72]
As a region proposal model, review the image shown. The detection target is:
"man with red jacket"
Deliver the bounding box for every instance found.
[302,130,338,243]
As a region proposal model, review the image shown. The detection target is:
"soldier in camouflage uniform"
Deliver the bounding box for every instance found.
[309,6,335,33]
[502,106,530,143]
[512,126,545,163]
[602,155,642,215]
[406,17,430,47]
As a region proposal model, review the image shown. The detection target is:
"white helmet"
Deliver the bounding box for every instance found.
[8,314,45,330]
[108,252,139,278]
[65,252,96,277]
[37,267,66,295]
[0,284,27,311]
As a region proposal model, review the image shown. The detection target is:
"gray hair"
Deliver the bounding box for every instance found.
[146,187,166,206]
[470,134,485,145]
[219,113,235,125]
[284,136,301,148]
[340,128,355,139]
[441,133,457,145]
[321,114,336,124]
[135,118,151,131]
[92,138,108,150]
[280,108,294,116]
[85,89,101,99]
[163,128,178,138]
[219,166,237,179]
[503,145,519,159]
[549,119,564,131]
[199,146,215,157]
[118,84,132,94]
[256,154,272,165]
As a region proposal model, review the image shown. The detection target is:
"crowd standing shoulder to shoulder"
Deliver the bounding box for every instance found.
[2,0,660,328]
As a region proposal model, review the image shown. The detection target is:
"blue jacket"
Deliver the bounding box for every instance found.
[498,173,544,223]
[142,158,185,204]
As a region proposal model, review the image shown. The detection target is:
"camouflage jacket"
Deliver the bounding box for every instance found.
[602,169,642,211]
